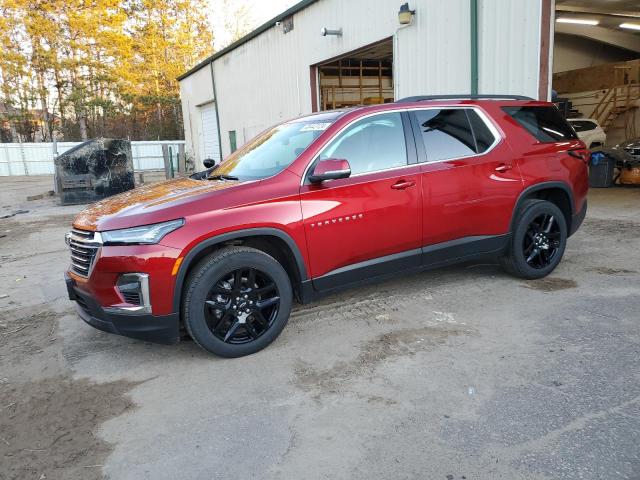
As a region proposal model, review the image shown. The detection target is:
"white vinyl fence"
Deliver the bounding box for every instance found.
[0,140,185,176]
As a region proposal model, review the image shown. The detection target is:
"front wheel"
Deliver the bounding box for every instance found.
[182,246,293,357]
[500,199,568,279]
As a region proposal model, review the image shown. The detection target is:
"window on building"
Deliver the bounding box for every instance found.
[282,15,294,34]
[229,131,237,153]
[503,106,577,142]
[319,112,407,175]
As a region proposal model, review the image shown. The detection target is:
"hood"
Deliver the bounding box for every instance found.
[615,138,640,150]
[72,177,239,231]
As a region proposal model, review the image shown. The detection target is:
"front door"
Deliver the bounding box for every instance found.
[299,111,422,290]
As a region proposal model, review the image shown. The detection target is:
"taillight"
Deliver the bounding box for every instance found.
[568,149,590,164]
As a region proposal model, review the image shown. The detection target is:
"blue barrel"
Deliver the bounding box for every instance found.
[589,152,615,188]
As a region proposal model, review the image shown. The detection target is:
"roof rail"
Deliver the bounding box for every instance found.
[396,94,535,103]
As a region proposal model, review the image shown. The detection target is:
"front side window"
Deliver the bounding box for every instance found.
[318,112,407,175]
[413,108,495,162]
[503,106,578,142]
[213,118,335,181]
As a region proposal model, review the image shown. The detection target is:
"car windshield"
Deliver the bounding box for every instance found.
[210,119,336,181]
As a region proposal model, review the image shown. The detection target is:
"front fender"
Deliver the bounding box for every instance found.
[170,227,308,313]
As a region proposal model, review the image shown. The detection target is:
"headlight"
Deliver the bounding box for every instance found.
[101,219,184,245]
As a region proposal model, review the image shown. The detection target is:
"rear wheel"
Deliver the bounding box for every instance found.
[500,199,567,279]
[182,246,292,357]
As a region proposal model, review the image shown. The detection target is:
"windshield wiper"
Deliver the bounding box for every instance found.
[208,174,239,181]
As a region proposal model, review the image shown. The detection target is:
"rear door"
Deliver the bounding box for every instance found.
[409,107,524,252]
[299,111,422,289]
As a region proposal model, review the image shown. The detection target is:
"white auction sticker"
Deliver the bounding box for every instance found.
[300,122,332,132]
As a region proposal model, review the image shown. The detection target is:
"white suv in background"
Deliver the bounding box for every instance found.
[568,118,606,149]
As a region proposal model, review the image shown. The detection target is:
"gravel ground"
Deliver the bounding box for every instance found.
[0,175,639,480]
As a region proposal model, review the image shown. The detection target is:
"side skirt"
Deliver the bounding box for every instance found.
[299,234,509,303]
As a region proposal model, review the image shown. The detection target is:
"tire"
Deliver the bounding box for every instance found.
[182,246,293,357]
[500,199,568,279]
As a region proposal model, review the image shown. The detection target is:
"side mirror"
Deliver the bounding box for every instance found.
[308,158,351,184]
[203,158,217,169]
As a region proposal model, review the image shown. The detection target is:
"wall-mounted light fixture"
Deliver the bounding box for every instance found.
[398,3,416,25]
[320,27,342,36]
[556,17,599,26]
[620,22,640,31]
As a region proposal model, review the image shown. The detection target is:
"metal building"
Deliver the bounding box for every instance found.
[178,0,553,168]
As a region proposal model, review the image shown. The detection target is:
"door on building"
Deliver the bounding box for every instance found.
[299,111,422,289]
[200,102,221,163]
[315,39,393,111]
[407,107,523,253]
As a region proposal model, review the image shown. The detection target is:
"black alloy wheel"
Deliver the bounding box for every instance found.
[500,199,568,279]
[183,246,293,357]
[204,267,280,344]
[522,213,562,269]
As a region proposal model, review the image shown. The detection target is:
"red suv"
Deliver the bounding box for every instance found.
[65,96,588,357]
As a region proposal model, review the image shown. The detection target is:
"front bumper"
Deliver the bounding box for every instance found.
[66,274,180,344]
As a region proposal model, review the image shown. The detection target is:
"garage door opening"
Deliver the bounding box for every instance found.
[316,39,393,110]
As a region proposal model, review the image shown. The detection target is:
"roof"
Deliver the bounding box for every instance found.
[177,0,320,81]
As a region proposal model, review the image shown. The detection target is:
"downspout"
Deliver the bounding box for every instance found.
[393,24,411,100]
[470,0,479,95]
[209,60,223,162]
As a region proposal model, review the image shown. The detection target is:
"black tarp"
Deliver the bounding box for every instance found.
[55,138,135,205]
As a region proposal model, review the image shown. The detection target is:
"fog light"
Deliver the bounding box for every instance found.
[105,273,151,314]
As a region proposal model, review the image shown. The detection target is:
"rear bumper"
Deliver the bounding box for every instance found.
[66,274,179,344]
[569,200,587,237]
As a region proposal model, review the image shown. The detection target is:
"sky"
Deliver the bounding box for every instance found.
[208,0,300,49]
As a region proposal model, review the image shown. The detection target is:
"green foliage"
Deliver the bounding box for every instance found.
[0,0,214,142]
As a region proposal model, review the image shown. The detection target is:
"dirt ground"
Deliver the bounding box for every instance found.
[0,178,135,480]
[1,175,639,480]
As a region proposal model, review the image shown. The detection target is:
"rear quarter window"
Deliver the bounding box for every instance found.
[502,106,577,143]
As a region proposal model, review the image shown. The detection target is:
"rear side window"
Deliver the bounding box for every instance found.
[503,106,577,142]
[411,108,497,162]
[569,120,596,133]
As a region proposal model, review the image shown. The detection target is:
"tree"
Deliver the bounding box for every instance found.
[122,0,214,139]
[0,0,214,142]
[219,0,254,46]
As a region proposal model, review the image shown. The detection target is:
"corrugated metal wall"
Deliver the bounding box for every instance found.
[180,0,548,162]
[394,0,471,98]
[478,0,542,97]
[0,141,185,176]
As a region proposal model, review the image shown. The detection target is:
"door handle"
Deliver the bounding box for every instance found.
[391,180,416,190]
[494,163,513,173]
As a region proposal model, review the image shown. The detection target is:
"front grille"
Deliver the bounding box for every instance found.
[67,228,102,277]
